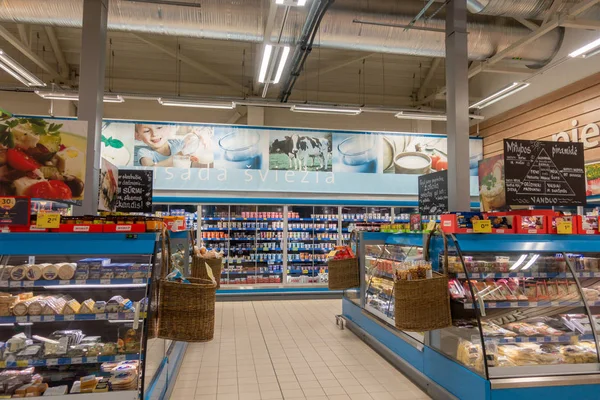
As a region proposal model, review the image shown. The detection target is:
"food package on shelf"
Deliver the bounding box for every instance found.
[328,245,355,261]
[6,333,31,353]
[10,265,28,281]
[12,295,40,316]
[27,296,48,315]
[0,265,12,280]
[78,299,95,314]
[93,301,106,313]
[505,322,539,336]
[25,265,42,281]
[42,296,68,315]
[561,344,597,364]
[63,299,81,314]
[42,385,68,396]
[56,263,77,280]
[40,264,59,281]
[106,296,133,313]
[481,322,517,337]
[79,375,98,393]
[456,339,484,372]
[0,293,16,316]
[583,287,600,302]
[49,330,84,347]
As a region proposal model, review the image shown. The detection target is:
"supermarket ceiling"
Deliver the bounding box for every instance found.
[0,0,600,115]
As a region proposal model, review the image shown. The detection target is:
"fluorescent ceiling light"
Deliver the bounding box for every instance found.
[275,0,307,5]
[569,37,600,58]
[509,254,527,271]
[469,82,530,110]
[291,105,362,115]
[0,49,46,87]
[157,98,235,109]
[395,111,446,121]
[258,44,290,85]
[274,46,290,84]
[259,45,273,84]
[35,91,124,103]
[521,254,540,271]
[276,0,284,3]
[298,0,307,5]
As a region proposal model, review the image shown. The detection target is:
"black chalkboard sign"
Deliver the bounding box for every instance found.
[418,170,448,214]
[0,196,30,226]
[116,170,153,213]
[503,139,586,206]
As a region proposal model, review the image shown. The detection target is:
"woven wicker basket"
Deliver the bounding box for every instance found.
[328,231,360,290]
[157,229,217,342]
[191,257,222,289]
[393,272,451,331]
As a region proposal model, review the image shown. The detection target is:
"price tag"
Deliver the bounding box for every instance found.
[263,247,269,252]
[100,279,111,285]
[426,220,436,231]
[73,225,90,232]
[87,356,98,363]
[133,278,144,284]
[36,212,61,228]
[557,221,572,234]
[108,313,118,320]
[0,281,7,287]
[16,316,27,323]
[509,302,518,308]
[29,316,41,322]
[581,272,591,278]
[536,337,545,343]
[28,256,35,264]
[95,314,107,320]
[0,361,5,368]
[473,220,492,233]
[501,273,509,278]
[22,280,33,287]
[539,272,548,278]
[16,360,29,367]
[116,225,132,232]
[529,302,538,307]
[302,269,309,274]
[9,281,20,288]
[44,315,55,322]
[487,302,497,308]
[71,357,83,364]
[46,358,58,366]
[115,355,126,362]
[64,314,75,321]
[59,280,70,285]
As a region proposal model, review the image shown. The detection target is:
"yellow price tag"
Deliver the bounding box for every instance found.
[16,360,29,367]
[302,269,309,274]
[0,361,5,368]
[557,221,572,234]
[36,212,61,228]
[473,220,492,233]
[426,220,436,231]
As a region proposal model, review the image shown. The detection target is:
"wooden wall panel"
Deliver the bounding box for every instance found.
[478,71,600,163]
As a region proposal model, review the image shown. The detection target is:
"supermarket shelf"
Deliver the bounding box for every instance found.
[370,271,394,279]
[202,238,229,241]
[486,334,595,344]
[289,228,337,232]
[288,260,327,264]
[203,217,282,222]
[455,272,600,279]
[222,271,283,276]
[288,269,328,274]
[288,247,332,252]
[1,278,149,288]
[462,300,588,309]
[202,227,283,232]
[29,392,138,400]
[0,312,140,323]
[288,218,338,222]
[0,353,140,368]
[228,247,282,252]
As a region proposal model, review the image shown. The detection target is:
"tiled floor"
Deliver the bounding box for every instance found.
[170,300,431,400]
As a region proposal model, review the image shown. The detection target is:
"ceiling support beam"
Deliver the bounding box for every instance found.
[417,0,600,106]
[480,65,533,75]
[0,25,61,81]
[417,57,441,101]
[226,107,247,124]
[514,17,539,31]
[296,53,376,86]
[44,26,69,79]
[562,19,600,30]
[405,0,437,32]
[131,33,248,96]
[16,24,29,48]
[544,0,564,25]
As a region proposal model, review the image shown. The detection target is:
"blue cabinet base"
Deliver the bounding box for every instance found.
[342,299,600,400]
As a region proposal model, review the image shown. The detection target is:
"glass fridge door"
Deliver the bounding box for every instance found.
[256,206,284,285]
[228,205,258,285]
[200,205,231,285]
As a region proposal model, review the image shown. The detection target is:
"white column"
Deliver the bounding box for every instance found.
[247,106,265,126]
[445,0,471,211]
[411,119,433,133]
[74,0,108,215]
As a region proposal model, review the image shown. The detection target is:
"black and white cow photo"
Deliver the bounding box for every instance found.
[269,133,333,172]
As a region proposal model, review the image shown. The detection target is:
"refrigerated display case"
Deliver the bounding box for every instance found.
[0,233,156,399]
[344,232,600,400]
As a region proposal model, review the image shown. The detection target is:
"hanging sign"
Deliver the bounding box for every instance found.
[0,196,30,226]
[116,170,153,213]
[418,170,448,215]
[503,139,586,206]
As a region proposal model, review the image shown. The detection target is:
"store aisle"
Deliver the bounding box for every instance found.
[170,300,431,400]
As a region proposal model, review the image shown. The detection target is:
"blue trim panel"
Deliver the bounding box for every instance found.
[217,287,338,294]
[491,385,600,400]
[423,347,490,400]
[342,298,424,371]
[453,233,600,253]
[0,233,157,255]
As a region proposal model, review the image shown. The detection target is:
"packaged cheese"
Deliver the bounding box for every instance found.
[11,265,29,281]
[41,264,59,281]
[27,297,47,315]
[13,295,41,316]
[63,299,81,315]
[26,265,42,281]
[0,264,13,280]
[92,301,106,313]
[42,296,67,315]
[57,263,76,280]
[78,299,95,314]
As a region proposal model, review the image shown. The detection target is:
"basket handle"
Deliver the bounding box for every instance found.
[189,229,197,249]
[160,227,174,280]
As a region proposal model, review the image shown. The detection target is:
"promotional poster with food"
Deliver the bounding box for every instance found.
[0,117,87,201]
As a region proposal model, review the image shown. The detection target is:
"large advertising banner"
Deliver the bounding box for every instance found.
[98,121,483,196]
[0,116,87,202]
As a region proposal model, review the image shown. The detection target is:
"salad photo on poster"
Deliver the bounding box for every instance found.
[0,117,87,201]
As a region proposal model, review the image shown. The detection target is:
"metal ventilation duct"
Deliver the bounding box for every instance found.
[466,0,600,19]
[0,0,563,64]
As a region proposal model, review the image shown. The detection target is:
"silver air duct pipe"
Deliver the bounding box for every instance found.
[466,0,600,19]
[0,0,563,64]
